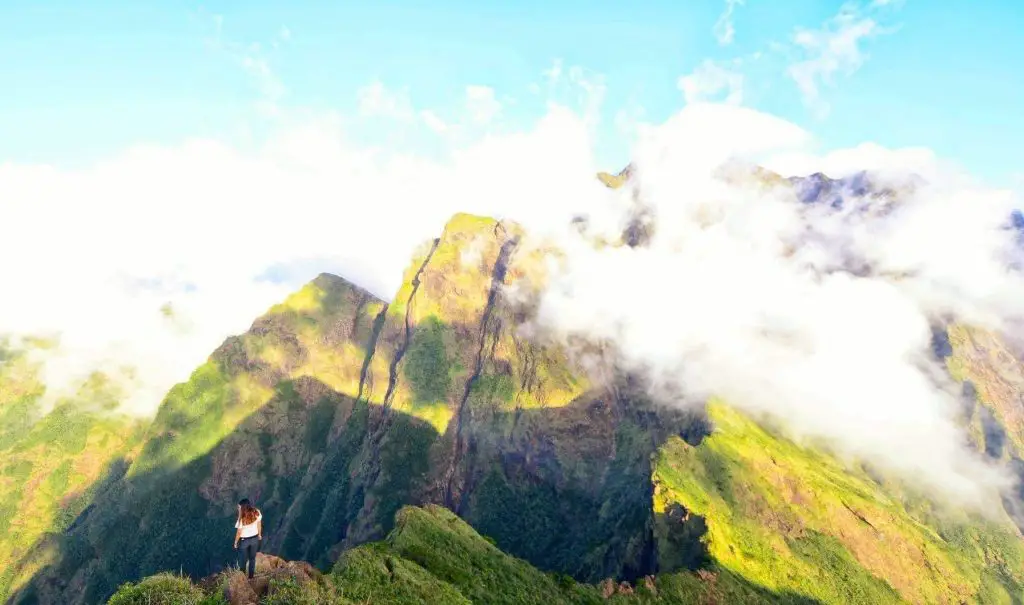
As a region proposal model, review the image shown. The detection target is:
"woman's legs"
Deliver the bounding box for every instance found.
[236,540,246,572]
[238,537,258,578]
[244,539,258,578]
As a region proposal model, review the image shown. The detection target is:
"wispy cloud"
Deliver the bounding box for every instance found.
[543,59,564,87]
[786,1,901,118]
[531,60,607,130]
[420,110,449,134]
[713,0,745,46]
[354,82,503,136]
[357,81,416,122]
[203,14,290,116]
[465,85,502,124]
[678,59,745,105]
[241,50,286,114]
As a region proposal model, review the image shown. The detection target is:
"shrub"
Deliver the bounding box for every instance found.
[106,572,225,605]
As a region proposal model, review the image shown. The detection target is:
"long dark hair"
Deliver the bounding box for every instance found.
[238,498,259,525]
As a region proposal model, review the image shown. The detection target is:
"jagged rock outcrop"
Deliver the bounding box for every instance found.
[214,553,324,605]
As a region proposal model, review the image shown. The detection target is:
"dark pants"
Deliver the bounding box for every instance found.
[237,536,259,578]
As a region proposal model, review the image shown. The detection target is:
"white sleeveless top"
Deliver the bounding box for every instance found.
[235,510,262,538]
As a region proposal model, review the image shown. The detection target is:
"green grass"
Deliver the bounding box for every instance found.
[340,504,606,605]
[402,315,454,405]
[107,572,226,605]
[333,542,471,604]
[652,400,1024,604]
[261,576,352,605]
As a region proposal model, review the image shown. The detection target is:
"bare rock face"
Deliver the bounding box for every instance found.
[254,552,286,573]
[223,571,258,605]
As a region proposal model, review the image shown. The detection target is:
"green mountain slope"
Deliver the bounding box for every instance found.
[654,402,1023,604]
[4,199,1024,604]
[0,341,146,601]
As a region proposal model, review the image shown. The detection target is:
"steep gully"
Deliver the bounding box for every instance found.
[443,227,521,512]
[354,304,389,405]
[381,237,443,413]
[348,237,443,533]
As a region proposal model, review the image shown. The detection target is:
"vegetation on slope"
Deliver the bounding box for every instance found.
[0,342,146,602]
[944,323,1024,459]
[653,401,1024,604]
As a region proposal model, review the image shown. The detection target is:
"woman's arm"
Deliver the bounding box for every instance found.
[233,527,241,549]
[257,516,263,540]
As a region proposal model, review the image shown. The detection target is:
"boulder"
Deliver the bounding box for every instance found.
[223,571,258,605]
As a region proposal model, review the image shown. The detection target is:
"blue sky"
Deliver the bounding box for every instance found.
[1,0,1022,185]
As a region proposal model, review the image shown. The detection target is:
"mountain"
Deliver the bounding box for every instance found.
[2,170,1024,604]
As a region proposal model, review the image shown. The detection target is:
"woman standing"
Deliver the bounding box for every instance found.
[233,498,262,579]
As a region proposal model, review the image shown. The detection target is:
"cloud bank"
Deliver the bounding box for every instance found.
[529,103,1024,511]
[0,91,600,417]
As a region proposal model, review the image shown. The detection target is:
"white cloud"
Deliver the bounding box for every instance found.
[713,0,745,45]
[533,60,606,128]
[613,100,648,142]
[530,102,1022,512]
[241,53,286,114]
[465,85,502,124]
[570,67,607,118]
[420,110,449,133]
[786,1,900,117]
[543,59,564,86]
[356,83,501,136]
[764,142,940,179]
[357,81,416,121]
[678,60,745,105]
[203,15,288,116]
